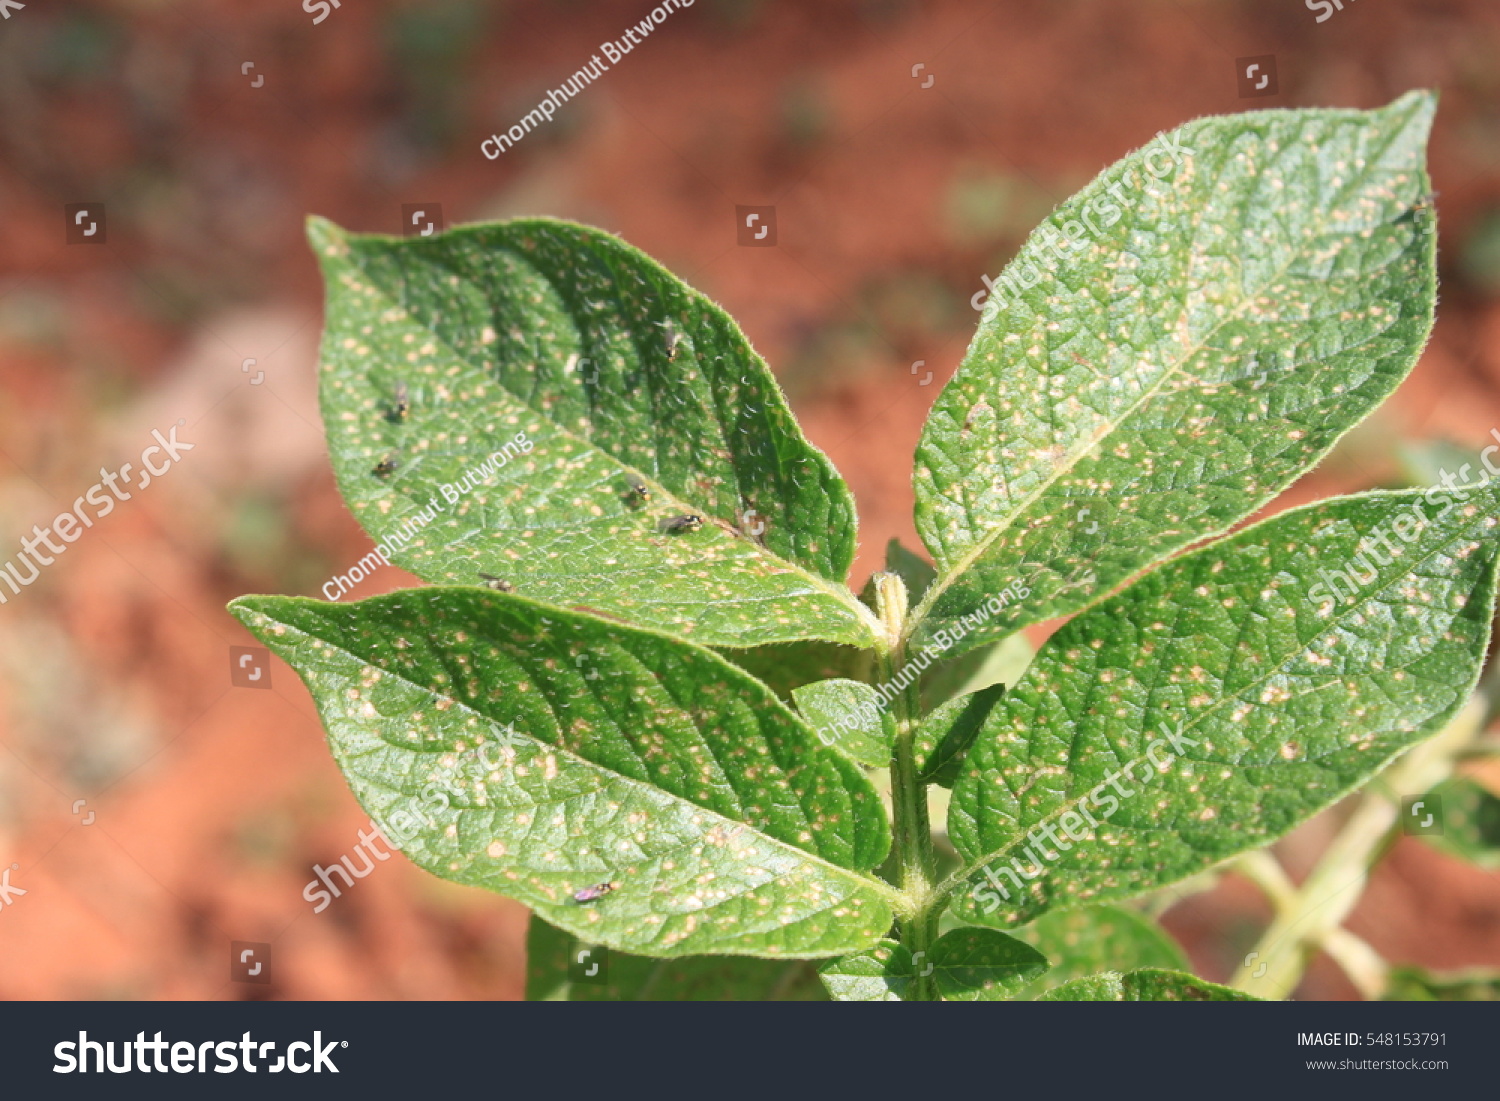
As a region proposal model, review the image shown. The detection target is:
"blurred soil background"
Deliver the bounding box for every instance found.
[1,0,1498,1000]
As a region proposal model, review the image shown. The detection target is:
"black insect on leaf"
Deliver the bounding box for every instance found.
[388,380,409,422]
[573,881,619,903]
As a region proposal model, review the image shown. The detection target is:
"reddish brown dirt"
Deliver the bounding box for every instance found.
[2,0,1499,1001]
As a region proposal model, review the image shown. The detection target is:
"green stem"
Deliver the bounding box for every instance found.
[875,573,941,999]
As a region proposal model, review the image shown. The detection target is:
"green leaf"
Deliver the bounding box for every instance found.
[1011,904,1188,998]
[310,216,877,650]
[921,630,1034,713]
[914,683,1006,787]
[923,927,1049,1001]
[819,939,913,1001]
[792,679,893,768]
[230,588,895,958]
[912,92,1439,656]
[1038,974,1123,1001]
[526,914,826,1000]
[525,911,575,1000]
[947,480,1500,927]
[1417,777,1500,869]
[1040,968,1258,1001]
[717,640,874,704]
[1384,965,1500,1001]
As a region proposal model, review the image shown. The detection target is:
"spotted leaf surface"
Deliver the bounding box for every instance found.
[310,216,874,649]
[912,92,1438,655]
[1040,969,1258,1001]
[1011,904,1188,998]
[230,589,894,958]
[792,678,893,768]
[525,915,825,1000]
[913,682,1006,787]
[948,480,1500,927]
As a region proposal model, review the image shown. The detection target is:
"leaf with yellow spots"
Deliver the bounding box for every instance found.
[309,215,875,650]
[1040,969,1259,1001]
[946,479,1500,928]
[229,588,895,959]
[792,678,894,768]
[912,92,1439,657]
[921,927,1049,1001]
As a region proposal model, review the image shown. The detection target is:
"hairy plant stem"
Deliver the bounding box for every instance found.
[875,573,941,999]
[1232,695,1484,999]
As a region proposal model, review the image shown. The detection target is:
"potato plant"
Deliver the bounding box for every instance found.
[232,90,1500,1001]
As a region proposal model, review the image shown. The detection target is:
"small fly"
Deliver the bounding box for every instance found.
[373,454,398,478]
[625,474,651,504]
[573,881,618,903]
[478,572,515,593]
[389,381,409,422]
[664,514,704,533]
[662,319,683,362]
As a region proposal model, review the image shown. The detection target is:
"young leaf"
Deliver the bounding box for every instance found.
[912,92,1439,656]
[526,915,826,1000]
[819,927,1048,1001]
[1011,904,1188,998]
[914,683,1006,787]
[1416,777,1500,869]
[1041,969,1258,1001]
[792,679,893,768]
[717,640,874,704]
[923,927,1049,1001]
[947,480,1500,928]
[230,589,895,958]
[310,216,876,650]
[819,940,913,1001]
[920,630,1034,712]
